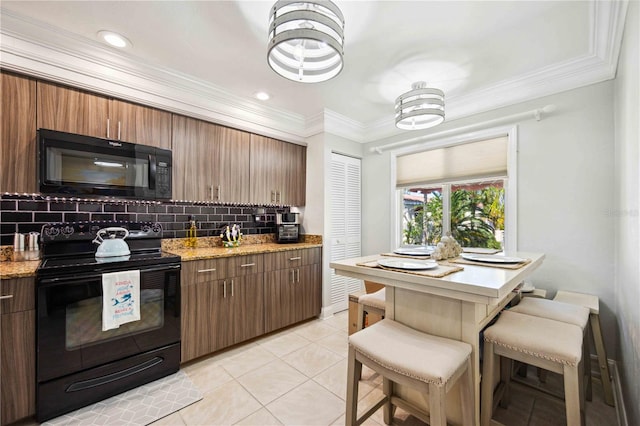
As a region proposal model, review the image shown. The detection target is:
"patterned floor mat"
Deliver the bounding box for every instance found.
[43,371,202,426]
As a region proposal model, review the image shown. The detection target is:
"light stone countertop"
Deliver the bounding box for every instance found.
[164,241,322,262]
[0,260,41,279]
[0,235,323,277]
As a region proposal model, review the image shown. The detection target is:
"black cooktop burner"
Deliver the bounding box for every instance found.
[37,251,181,279]
[36,221,181,279]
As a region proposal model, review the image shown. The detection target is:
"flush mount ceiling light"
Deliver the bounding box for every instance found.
[97,30,131,49]
[395,81,445,130]
[267,0,345,83]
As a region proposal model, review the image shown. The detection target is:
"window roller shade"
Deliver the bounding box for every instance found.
[396,137,508,187]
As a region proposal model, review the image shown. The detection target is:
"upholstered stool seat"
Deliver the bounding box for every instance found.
[481,310,585,426]
[347,319,473,426]
[510,297,590,328]
[510,297,591,387]
[553,290,614,406]
[356,288,385,331]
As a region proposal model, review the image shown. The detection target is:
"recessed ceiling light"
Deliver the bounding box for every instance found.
[254,91,270,101]
[97,30,131,48]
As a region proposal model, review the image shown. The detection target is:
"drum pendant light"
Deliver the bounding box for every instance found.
[395,81,445,130]
[267,0,345,83]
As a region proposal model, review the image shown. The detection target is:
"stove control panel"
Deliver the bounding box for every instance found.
[41,222,163,243]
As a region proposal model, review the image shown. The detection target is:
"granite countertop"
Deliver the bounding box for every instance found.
[0,234,323,277]
[164,241,323,261]
[0,260,41,279]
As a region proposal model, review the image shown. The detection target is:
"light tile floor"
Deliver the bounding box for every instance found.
[17,311,618,426]
[151,311,618,426]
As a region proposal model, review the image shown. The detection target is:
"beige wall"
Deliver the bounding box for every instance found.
[614,1,639,424]
[302,131,363,317]
[362,80,620,355]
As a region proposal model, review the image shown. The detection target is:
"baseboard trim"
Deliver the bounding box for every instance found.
[610,359,629,426]
[319,306,334,320]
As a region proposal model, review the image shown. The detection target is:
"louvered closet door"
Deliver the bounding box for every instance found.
[330,153,362,312]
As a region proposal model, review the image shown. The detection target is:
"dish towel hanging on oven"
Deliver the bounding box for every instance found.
[102,270,141,331]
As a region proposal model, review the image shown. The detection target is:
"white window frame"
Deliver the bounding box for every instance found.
[390,125,518,253]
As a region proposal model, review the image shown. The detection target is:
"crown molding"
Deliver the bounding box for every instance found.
[0,1,628,145]
[0,9,307,143]
[309,110,367,142]
[364,0,629,144]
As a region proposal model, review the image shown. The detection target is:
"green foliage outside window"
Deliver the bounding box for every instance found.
[403,184,504,249]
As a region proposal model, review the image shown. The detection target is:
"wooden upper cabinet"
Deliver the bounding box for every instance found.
[282,142,306,206]
[217,126,250,203]
[171,115,218,201]
[37,81,171,148]
[172,116,253,203]
[109,99,171,149]
[37,81,109,138]
[250,134,283,204]
[0,72,37,194]
[250,134,306,206]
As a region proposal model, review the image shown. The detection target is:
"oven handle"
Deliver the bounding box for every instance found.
[38,264,181,285]
[66,356,164,392]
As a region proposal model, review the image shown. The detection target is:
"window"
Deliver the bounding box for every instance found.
[402,180,505,249]
[394,129,516,251]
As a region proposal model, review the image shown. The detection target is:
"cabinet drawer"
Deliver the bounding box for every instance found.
[0,278,35,314]
[182,259,223,284]
[271,247,322,270]
[225,254,264,277]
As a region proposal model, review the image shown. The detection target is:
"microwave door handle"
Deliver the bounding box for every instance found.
[148,154,156,190]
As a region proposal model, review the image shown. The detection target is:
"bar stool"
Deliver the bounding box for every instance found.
[356,288,385,331]
[509,297,591,397]
[481,310,585,426]
[554,290,614,406]
[347,319,473,426]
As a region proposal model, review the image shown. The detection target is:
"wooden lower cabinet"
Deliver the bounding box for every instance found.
[264,262,322,333]
[180,248,321,363]
[180,257,265,363]
[1,278,36,425]
[208,275,264,353]
[228,275,264,345]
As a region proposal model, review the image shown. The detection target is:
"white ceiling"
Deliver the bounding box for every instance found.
[0,1,628,143]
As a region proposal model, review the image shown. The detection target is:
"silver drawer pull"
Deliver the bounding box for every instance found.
[197,268,216,273]
[0,295,14,300]
[240,263,256,268]
[289,257,301,261]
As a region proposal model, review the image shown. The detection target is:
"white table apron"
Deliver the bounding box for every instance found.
[331,252,545,425]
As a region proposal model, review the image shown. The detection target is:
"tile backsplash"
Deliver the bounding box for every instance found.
[0,194,289,246]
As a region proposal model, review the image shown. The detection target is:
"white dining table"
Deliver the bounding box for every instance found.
[331,251,545,425]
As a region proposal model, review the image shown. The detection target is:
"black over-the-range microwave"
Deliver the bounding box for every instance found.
[38,129,172,200]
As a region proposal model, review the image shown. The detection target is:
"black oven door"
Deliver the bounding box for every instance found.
[36,265,180,383]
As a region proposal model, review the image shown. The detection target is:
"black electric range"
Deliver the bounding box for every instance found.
[35,221,182,422]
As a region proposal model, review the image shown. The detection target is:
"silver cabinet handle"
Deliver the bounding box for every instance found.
[290,269,295,283]
[0,295,14,300]
[210,185,214,200]
[296,269,300,283]
[117,121,122,140]
[289,257,301,261]
[197,268,216,273]
[277,191,282,204]
[231,280,234,297]
[223,281,227,298]
[270,190,276,203]
[217,185,221,200]
[106,118,110,138]
[240,263,255,268]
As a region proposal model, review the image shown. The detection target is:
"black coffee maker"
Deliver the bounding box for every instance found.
[276,213,300,243]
